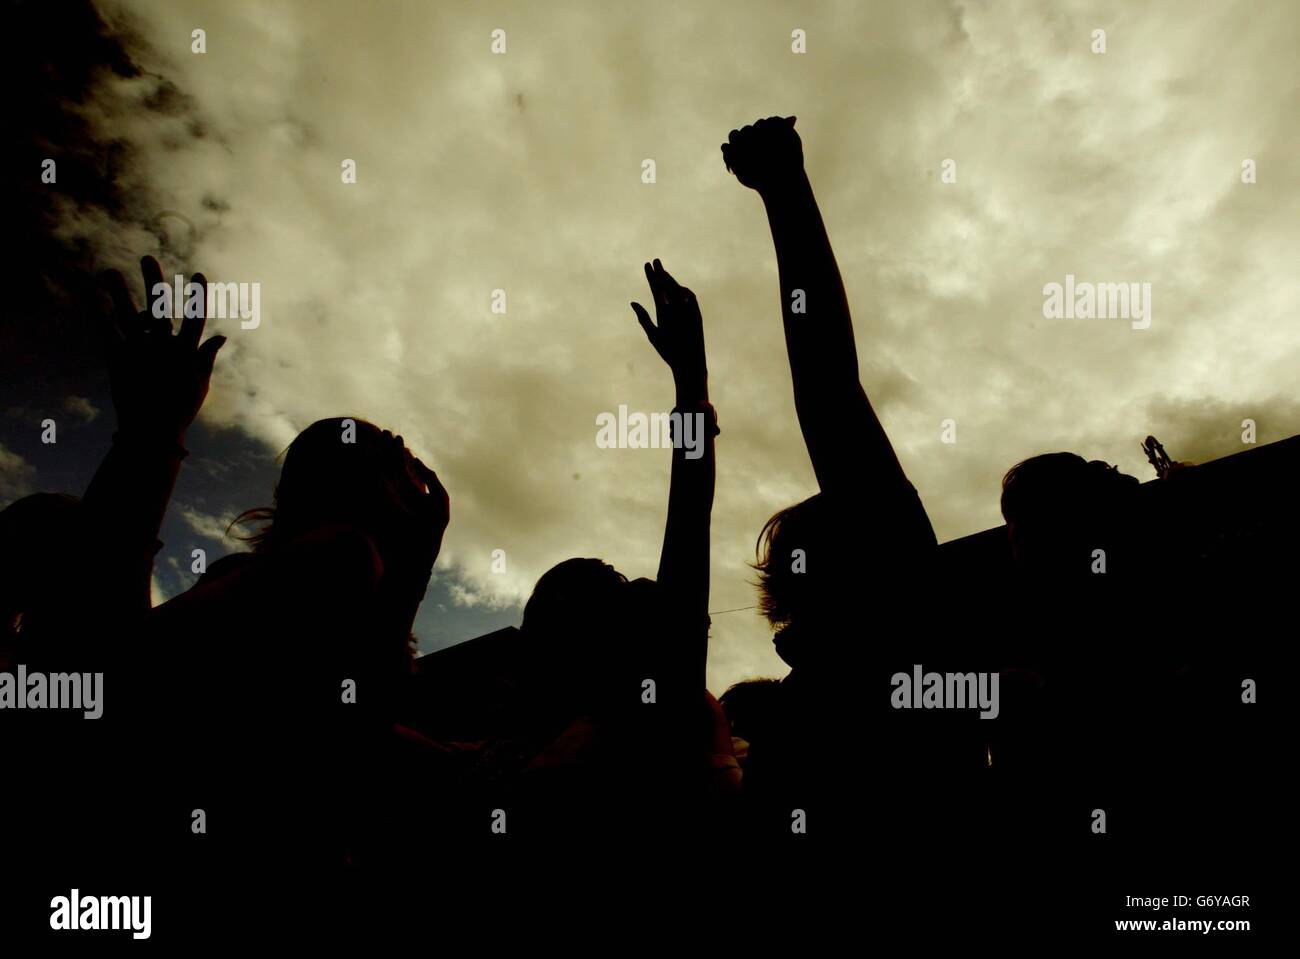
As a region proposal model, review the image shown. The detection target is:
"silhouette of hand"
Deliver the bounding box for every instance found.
[100,256,226,442]
[381,432,450,560]
[410,457,451,544]
[631,260,707,400]
[372,435,449,602]
[721,116,803,194]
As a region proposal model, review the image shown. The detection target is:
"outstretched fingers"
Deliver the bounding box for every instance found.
[140,255,170,334]
[643,260,665,307]
[631,301,656,345]
[195,334,227,380]
[179,272,207,350]
[653,259,684,293]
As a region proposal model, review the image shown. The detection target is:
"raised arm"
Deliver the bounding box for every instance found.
[631,260,716,684]
[722,117,923,515]
[84,255,226,618]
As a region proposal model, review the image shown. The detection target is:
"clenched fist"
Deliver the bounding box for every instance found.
[721,116,803,194]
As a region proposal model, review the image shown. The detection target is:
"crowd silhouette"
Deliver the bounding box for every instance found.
[1,117,1276,936]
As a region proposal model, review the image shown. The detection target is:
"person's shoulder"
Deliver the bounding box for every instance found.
[198,551,257,584]
[150,526,383,628]
[229,525,385,598]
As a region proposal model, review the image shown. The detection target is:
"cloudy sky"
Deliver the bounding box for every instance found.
[5,0,1299,691]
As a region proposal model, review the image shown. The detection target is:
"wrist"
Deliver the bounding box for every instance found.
[674,375,708,406]
[759,169,812,206]
[113,428,188,460]
[670,399,719,439]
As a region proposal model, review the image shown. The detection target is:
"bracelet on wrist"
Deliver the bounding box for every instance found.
[668,402,720,440]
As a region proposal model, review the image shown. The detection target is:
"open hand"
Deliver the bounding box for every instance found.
[100,255,226,441]
[631,260,707,401]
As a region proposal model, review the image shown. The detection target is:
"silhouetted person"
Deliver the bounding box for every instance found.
[3,256,229,912]
[1,256,224,662]
[1000,451,1141,575]
[1,492,86,663]
[995,454,1240,856]
[718,678,782,773]
[135,414,450,907]
[722,118,959,836]
[490,261,722,841]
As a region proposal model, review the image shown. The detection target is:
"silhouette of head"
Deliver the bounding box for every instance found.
[521,558,663,707]
[719,677,783,745]
[1001,452,1140,571]
[233,416,440,566]
[752,494,873,667]
[754,494,843,626]
[522,558,627,665]
[0,493,84,648]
